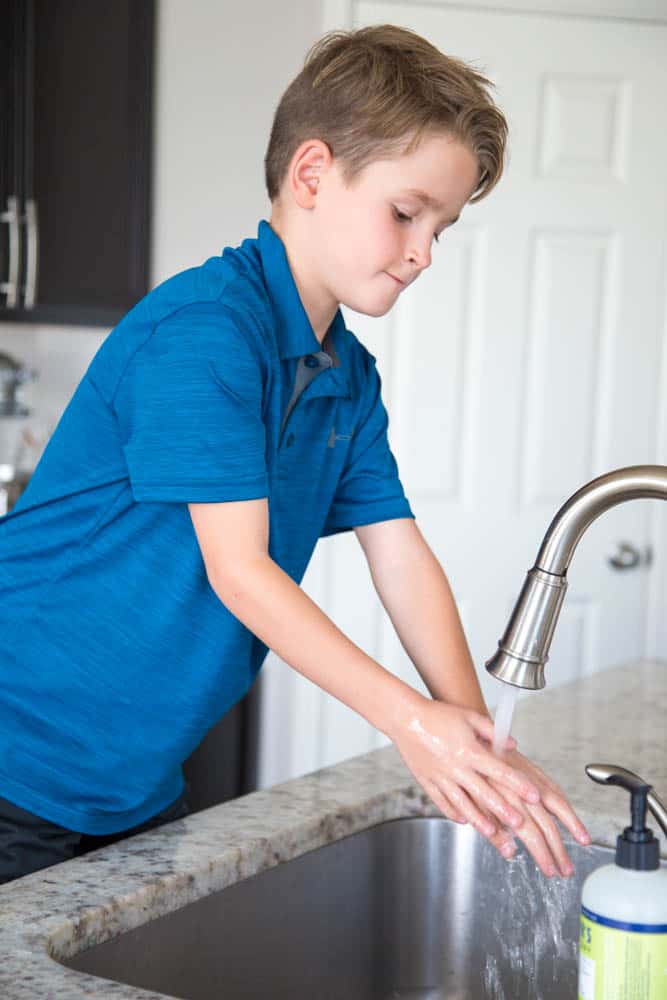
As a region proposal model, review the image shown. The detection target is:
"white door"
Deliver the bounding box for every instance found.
[256,2,667,787]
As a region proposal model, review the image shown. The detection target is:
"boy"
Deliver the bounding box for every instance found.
[0,24,590,884]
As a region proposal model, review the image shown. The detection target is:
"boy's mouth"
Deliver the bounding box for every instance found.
[385,272,405,286]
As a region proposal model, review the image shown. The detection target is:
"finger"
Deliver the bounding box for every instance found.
[489,783,560,877]
[531,806,575,877]
[477,733,518,754]
[489,826,518,860]
[422,777,467,825]
[467,713,518,754]
[466,711,502,745]
[476,801,518,859]
[512,807,561,878]
[511,757,591,846]
[540,786,592,847]
[454,769,526,831]
[473,751,541,804]
[437,777,497,839]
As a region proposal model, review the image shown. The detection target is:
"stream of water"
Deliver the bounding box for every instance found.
[492,683,518,757]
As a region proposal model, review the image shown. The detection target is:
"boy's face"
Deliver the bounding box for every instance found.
[313,132,480,317]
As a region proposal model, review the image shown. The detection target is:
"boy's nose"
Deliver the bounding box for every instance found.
[406,239,432,272]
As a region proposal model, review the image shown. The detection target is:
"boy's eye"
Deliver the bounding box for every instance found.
[393,206,441,244]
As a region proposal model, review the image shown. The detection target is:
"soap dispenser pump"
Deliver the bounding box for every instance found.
[578,763,667,1000]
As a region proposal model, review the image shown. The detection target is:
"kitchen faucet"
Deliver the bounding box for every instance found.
[485,465,667,690]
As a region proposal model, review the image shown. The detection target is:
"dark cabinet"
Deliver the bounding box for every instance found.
[0,0,154,326]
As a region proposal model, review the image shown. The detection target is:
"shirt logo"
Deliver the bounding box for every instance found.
[328,424,355,448]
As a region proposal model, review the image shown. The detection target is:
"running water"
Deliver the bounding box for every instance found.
[492,682,518,756]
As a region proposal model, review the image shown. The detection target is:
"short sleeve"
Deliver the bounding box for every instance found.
[321,351,414,537]
[114,302,269,502]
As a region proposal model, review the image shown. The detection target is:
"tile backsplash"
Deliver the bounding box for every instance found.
[0,323,107,470]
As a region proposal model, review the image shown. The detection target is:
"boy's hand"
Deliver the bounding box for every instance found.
[391,700,542,838]
[484,750,592,878]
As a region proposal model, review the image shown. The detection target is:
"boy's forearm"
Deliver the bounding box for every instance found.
[210,555,426,738]
[367,538,489,717]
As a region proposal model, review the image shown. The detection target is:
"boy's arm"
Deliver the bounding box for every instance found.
[354,516,591,874]
[189,498,538,836]
[354,517,488,714]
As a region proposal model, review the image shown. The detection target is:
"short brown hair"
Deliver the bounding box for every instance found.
[264,24,507,204]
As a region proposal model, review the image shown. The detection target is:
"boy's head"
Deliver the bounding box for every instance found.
[265,24,507,320]
[266,23,506,206]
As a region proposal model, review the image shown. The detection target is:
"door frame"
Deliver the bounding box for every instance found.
[324,0,667,25]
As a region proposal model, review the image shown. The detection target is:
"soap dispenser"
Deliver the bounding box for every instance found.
[578,763,667,1000]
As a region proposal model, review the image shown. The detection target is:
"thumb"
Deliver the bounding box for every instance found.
[467,710,516,751]
[466,710,496,743]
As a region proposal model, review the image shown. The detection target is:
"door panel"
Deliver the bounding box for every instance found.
[257,3,667,783]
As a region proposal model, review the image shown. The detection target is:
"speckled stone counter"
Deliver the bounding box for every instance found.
[0,659,665,997]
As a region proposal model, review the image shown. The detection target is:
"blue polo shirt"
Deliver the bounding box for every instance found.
[0,220,414,834]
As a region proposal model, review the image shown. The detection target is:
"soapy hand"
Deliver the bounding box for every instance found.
[391,700,542,839]
[483,749,592,877]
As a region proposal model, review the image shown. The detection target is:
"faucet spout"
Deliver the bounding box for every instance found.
[485,465,667,690]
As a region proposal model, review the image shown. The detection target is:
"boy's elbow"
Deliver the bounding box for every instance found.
[207,554,271,605]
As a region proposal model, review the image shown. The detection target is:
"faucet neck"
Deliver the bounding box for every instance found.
[486,465,667,690]
[536,465,667,577]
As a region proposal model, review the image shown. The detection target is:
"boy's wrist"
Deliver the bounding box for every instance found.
[378,682,430,743]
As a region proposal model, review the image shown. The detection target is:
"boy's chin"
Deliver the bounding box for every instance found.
[340,295,395,319]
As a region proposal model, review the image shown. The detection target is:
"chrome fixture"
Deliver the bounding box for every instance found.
[0,351,37,515]
[23,199,39,310]
[485,465,667,690]
[586,763,667,839]
[0,196,20,308]
[0,463,31,517]
[0,350,36,417]
[1,195,39,310]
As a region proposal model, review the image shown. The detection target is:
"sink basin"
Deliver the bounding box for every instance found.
[60,816,615,999]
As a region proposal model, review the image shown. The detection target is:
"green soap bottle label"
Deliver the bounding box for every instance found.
[578,907,667,999]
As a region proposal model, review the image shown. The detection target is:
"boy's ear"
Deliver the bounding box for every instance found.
[288,139,333,208]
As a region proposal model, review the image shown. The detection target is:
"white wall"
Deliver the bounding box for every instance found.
[0,0,324,468]
[151,0,324,282]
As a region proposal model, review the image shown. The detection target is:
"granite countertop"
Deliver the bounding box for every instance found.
[0,659,665,998]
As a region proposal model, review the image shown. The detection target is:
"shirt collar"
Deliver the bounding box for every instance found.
[257,219,348,365]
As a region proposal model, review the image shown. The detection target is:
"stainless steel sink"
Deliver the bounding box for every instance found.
[60,816,614,999]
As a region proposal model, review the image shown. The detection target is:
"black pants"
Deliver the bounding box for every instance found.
[0,791,190,885]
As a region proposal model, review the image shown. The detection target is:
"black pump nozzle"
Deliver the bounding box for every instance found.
[585,763,660,871]
[629,783,651,835]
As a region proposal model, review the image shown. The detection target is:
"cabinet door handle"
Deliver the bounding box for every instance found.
[0,196,21,309]
[22,199,38,310]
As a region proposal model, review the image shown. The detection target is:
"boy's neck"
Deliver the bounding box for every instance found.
[267,214,337,345]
